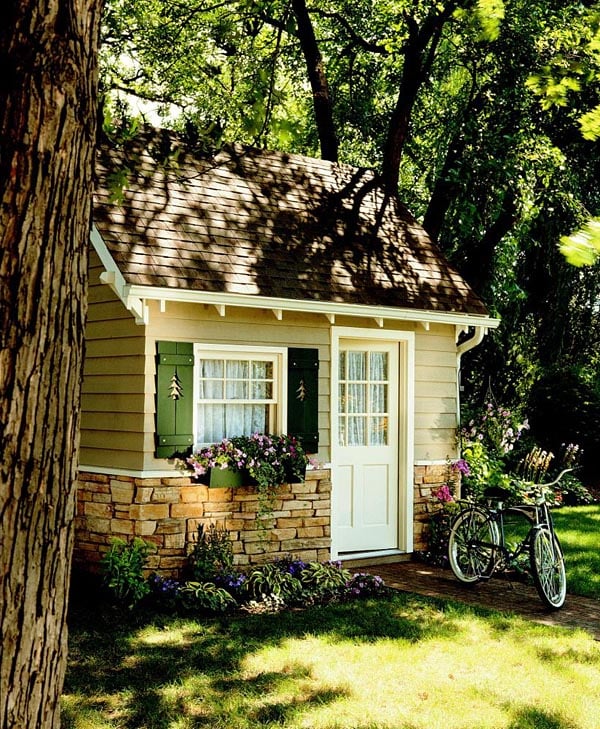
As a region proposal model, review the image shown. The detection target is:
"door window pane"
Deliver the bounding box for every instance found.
[369,416,388,446]
[347,416,366,446]
[348,351,366,380]
[338,349,390,446]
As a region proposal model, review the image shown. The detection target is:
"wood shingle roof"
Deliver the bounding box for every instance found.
[93,132,489,317]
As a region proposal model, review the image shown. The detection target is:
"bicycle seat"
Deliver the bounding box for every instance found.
[483,486,511,501]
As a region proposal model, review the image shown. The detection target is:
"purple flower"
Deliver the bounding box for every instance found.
[452,459,470,476]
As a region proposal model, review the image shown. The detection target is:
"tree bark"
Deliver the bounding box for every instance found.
[381,5,457,193]
[0,1,102,727]
[291,0,339,162]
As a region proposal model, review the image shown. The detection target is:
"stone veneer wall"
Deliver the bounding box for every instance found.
[412,462,456,552]
[74,469,332,577]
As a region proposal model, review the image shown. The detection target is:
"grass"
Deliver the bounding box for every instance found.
[553,504,600,599]
[62,504,599,728]
[62,585,600,729]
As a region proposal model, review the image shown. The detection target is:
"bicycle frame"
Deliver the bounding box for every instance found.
[471,498,548,577]
[448,469,569,608]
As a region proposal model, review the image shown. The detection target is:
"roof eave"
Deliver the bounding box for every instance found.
[127,283,500,330]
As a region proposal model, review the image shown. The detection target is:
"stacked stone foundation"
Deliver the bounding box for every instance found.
[412,462,459,552]
[74,469,332,577]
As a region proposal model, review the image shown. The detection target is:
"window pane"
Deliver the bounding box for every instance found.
[370,384,387,414]
[338,383,346,413]
[347,416,366,446]
[348,383,366,413]
[251,381,272,399]
[251,360,273,379]
[370,352,388,380]
[226,380,248,399]
[197,403,226,443]
[369,416,388,446]
[226,360,248,378]
[338,416,347,446]
[339,350,346,379]
[200,359,223,378]
[348,351,366,380]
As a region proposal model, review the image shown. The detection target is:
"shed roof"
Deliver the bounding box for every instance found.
[93,132,489,317]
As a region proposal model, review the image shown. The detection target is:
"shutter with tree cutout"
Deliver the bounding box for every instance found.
[287,347,319,453]
[155,341,194,458]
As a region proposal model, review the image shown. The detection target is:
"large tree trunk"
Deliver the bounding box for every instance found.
[291,0,339,162]
[381,4,458,193]
[0,1,102,727]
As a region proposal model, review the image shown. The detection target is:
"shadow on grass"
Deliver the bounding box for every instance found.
[507,706,572,729]
[63,572,594,729]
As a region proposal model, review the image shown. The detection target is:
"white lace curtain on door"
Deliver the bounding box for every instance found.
[196,358,270,443]
[340,350,388,447]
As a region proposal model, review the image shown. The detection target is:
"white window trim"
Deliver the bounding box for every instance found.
[192,344,288,446]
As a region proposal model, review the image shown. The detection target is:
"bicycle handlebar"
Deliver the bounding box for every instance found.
[534,467,574,490]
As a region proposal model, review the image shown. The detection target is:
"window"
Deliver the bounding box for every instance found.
[338,348,389,447]
[193,345,284,445]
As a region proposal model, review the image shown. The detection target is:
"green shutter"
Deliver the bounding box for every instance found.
[287,347,319,453]
[155,341,194,458]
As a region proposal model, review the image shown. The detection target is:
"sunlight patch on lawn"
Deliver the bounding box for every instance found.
[239,615,600,729]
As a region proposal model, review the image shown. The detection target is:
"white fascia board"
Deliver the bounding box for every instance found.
[90,226,148,325]
[126,283,501,330]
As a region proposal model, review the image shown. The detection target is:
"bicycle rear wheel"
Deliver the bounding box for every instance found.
[530,526,566,610]
[448,507,499,584]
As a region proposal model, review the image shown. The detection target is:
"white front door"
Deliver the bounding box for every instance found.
[333,339,400,553]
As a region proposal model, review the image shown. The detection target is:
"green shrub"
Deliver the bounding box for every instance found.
[100,537,154,608]
[188,523,234,582]
[528,368,600,481]
[557,472,595,505]
[298,561,351,601]
[178,581,237,613]
[242,562,302,602]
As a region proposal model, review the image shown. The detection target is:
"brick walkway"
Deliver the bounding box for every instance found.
[371,560,600,640]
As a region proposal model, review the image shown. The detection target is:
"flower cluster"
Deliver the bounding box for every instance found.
[461,402,529,455]
[149,574,182,598]
[186,433,309,486]
[433,484,454,503]
[346,573,385,597]
[453,458,470,476]
[186,440,246,477]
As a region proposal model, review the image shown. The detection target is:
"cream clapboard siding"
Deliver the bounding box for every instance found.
[80,251,148,470]
[414,324,458,461]
[81,257,460,472]
[143,300,332,472]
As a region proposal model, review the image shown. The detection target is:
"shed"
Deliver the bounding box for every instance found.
[75,131,499,575]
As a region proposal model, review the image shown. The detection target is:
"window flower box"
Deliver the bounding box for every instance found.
[183,434,309,511]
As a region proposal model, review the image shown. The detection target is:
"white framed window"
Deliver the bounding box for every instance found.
[193,344,286,445]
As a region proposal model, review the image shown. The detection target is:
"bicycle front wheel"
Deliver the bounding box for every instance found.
[448,507,499,584]
[530,526,566,610]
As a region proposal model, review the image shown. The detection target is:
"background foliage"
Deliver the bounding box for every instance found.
[100,0,600,481]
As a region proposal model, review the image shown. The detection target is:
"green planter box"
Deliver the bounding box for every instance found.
[208,467,243,488]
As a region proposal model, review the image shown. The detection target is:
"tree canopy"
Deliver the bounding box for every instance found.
[99,0,600,465]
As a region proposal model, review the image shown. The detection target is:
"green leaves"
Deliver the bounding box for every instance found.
[100,537,155,608]
[475,0,505,41]
[559,219,600,267]
[580,103,600,141]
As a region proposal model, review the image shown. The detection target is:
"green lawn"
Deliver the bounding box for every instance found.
[63,588,600,729]
[553,504,600,599]
[62,504,599,729]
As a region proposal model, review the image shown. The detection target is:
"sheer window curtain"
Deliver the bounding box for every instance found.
[339,350,388,447]
[196,359,269,444]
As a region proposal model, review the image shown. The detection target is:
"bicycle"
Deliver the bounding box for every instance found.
[447,468,571,610]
